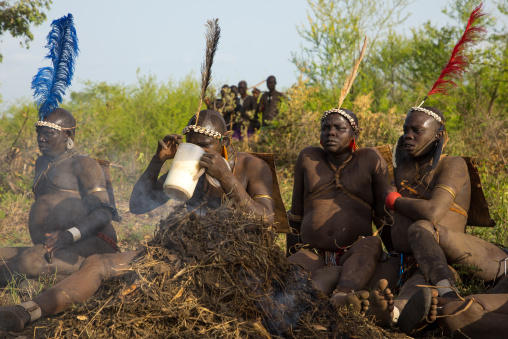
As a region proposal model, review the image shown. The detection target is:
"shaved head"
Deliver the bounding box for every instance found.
[188,110,227,136]
[44,108,76,137]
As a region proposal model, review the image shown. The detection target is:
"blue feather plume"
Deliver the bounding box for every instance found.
[31,14,79,120]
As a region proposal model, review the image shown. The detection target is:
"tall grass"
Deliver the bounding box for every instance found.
[0,74,506,251]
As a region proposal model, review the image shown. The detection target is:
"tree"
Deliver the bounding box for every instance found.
[291,0,412,105]
[0,0,52,62]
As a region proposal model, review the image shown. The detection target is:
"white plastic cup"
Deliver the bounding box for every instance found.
[163,143,206,200]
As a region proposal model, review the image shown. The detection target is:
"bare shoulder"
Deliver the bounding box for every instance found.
[355,147,388,168]
[298,146,325,162]
[73,154,100,166]
[237,153,272,183]
[239,152,267,165]
[356,147,385,159]
[72,154,104,175]
[437,155,468,175]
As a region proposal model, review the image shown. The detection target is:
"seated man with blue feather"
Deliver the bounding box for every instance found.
[0,109,120,286]
[0,14,120,287]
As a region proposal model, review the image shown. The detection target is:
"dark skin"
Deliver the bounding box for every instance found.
[258,76,276,114]
[391,111,471,253]
[130,132,274,220]
[252,89,260,101]
[258,76,285,125]
[266,76,276,93]
[0,109,117,285]
[288,114,389,250]
[385,110,508,326]
[438,276,508,338]
[287,113,391,311]
[238,81,247,97]
[204,85,230,110]
[0,114,275,332]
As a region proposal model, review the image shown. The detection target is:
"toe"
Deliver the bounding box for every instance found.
[375,279,389,291]
[357,290,370,300]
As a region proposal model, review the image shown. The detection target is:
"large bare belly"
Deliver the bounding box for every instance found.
[29,193,88,244]
[301,197,372,251]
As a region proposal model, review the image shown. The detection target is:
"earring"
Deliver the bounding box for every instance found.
[349,138,358,152]
[221,145,228,161]
[66,138,74,150]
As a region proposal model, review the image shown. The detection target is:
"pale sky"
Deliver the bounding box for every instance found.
[0,0,480,108]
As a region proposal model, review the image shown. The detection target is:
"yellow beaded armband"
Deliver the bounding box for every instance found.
[251,194,275,206]
[435,184,456,199]
[87,187,107,195]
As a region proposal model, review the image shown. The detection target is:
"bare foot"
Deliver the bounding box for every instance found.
[398,287,439,335]
[366,279,394,326]
[330,290,370,314]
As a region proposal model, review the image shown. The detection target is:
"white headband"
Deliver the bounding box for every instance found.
[35,120,62,131]
[182,125,222,139]
[35,120,77,131]
[321,108,359,133]
[407,107,443,124]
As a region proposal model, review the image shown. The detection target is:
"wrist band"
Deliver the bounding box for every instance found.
[19,301,42,322]
[66,227,81,242]
[385,192,402,211]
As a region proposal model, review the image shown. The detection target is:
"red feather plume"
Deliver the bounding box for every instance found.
[424,3,486,100]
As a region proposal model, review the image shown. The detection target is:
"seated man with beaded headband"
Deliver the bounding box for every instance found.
[0,12,120,289]
[372,106,508,333]
[0,108,120,288]
[130,109,275,219]
[286,107,394,313]
[0,109,274,332]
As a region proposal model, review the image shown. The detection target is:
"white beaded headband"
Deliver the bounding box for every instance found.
[182,125,222,140]
[35,121,76,131]
[407,107,443,124]
[321,108,359,133]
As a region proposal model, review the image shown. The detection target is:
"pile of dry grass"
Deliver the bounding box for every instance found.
[42,205,396,338]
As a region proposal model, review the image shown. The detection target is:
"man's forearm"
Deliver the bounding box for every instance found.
[394,197,444,223]
[219,173,274,221]
[129,155,168,213]
[142,155,166,184]
[73,208,113,239]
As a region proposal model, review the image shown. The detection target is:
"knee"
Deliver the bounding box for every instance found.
[18,245,48,277]
[407,221,435,243]
[350,236,383,262]
[80,254,108,280]
[356,236,382,257]
[288,250,324,273]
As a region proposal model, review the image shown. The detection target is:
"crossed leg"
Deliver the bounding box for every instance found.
[408,220,508,288]
[0,235,119,286]
[288,236,382,313]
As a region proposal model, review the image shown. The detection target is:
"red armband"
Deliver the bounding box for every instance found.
[385,192,402,211]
